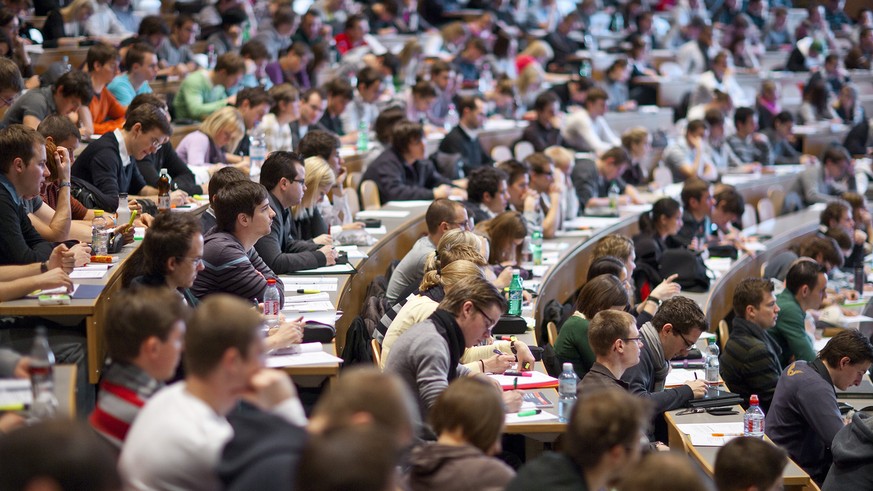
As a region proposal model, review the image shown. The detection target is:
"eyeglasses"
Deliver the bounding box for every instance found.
[448,220,469,231]
[291,178,305,185]
[678,332,697,350]
[0,93,17,107]
[622,336,644,345]
[176,256,203,266]
[148,136,163,151]
[476,306,497,331]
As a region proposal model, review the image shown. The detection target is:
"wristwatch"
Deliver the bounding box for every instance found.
[40,261,48,273]
[647,295,661,307]
[59,181,71,188]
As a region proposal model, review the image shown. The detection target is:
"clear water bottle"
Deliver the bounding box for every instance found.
[263,278,281,327]
[207,44,217,70]
[62,55,71,73]
[579,60,592,78]
[508,269,523,316]
[704,338,720,388]
[558,362,578,423]
[91,210,108,255]
[356,119,369,153]
[444,103,459,132]
[29,326,59,421]
[116,192,130,227]
[249,125,267,179]
[744,394,766,438]
[531,229,543,266]
[608,180,621,215]
[479,62,493,94]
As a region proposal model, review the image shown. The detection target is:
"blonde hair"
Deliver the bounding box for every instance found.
[477,211,527,265]
[440,22,467,45]
[294,156,335,217]
[61,0,95,21]
[517,63,545,101]
[621,127,650,149]
[422,229,487,277]
[544,145,574,173]
[520,41,553,63]
[419,259,485,292]
[200,106,245,152]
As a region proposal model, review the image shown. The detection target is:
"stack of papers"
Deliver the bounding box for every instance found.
[266,349,344,368]
[505,408,559,424]
[281,277,339,292]
[666,368,705,387]
[489,371,559,390]
[69,264,112,279]
[355,210,410,219]
[335,245,368,259]
[292,263,357,275]
[564,216,622,230]
[0,379,32,409]
[675,422,744,446]
[282,292,335,313]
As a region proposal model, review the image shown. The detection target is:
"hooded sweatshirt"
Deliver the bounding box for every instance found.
[407,443,514,491]
[823,412,873,490]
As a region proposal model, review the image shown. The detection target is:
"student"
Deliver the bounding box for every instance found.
[617,452,709,491]
[633,197,683,271]
[119,294,306,491]
[407,377,515,490]
[384,275,521,421]
[477,211,527,273]
[496,159,533,214]
[462,166,509,225]
[571,147,643,214]
[436,95,493,178]
[176,106,247,178]
[252,7,296,60]
[192,179,286,304]
[200,166,248,232]
[720,277,782,411]
[578,309,641,393]
[230,86,273,158]
[524,152,562,239]
[83,42,125,136]
[41,0,94,48]
[254,151,336,274]
[292,156,336,242]
[362,121,462,203]
[296,427,399,491]
[519,91,563,152]
[561,88,621,155]
[318,77,353,139]
[0,57,23,110]
[767,330,873,485]
[264,43,312,90]
[261,84,299,153]
[206,8,245,56]
[385,199,468,305]
[726,106,772,167]
[662,119,717,182]
[819,198,866,270]
[297,129,357,228]
[769,259,828,367]
[766,111,813,166]
[107,43,158,107]
[824,410,873,489]
[70,103,171,212]
[156,15,199,76]
[715,437,789,491]
[672,178,713,249]
[620,297,707,416]
[1,70,93,130]
[555,274,630,380]
[764,235,843,281]
[507,389,648,491]
[793,145,856,206]
[90,288,189,448]
[174,53,246,121]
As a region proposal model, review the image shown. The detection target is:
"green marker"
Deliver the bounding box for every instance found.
[517,409,541,417]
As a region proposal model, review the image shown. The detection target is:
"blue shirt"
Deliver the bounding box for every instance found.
[107,74,152,106]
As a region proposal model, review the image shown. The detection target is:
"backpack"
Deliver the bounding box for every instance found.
[659,249,711,292]
[340,316,373,368]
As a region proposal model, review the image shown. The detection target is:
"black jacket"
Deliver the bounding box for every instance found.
[437,126,493,178]
[361,147,452,204]
[71,131,148,212]
[253,192,326,274]
[136,142,201,196]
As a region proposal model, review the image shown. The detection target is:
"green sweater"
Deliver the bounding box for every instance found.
[553,314,595,379]
[768,288,816,367]
[173,70,230,121]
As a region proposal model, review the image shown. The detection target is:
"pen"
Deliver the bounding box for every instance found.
[0,403,25,411]
[297,289,321,294]
[694,372,698,380]
[517,409,541,417]
[493,349,504,356]
[497,336,517,341]
[711,433,743,437]
[513,378,517,390]
[504,371,532,377]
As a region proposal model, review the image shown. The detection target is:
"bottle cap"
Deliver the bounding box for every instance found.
[267,278,276,285]
[94,210,104,216]
[562,362,573,371]
[750,394,759,405]
[512,269,521,276]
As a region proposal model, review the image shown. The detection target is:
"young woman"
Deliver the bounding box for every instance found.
[798,78,838,124]
[407,377,515,491]
[176,106,248,184]
[634,197,684,262]
[620,127,651,186]
[292,156,334,245]
[261,83,299,153]
[554,274,630,379]
[475,211,528,278]
[42,0,94,48]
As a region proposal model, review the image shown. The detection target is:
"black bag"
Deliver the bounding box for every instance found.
[659,249,710,292]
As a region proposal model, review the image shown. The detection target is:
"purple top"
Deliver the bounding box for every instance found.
[264,61,311,91]
[176,131,226,167]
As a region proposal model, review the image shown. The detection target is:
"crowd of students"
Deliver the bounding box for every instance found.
[1,0,873,488]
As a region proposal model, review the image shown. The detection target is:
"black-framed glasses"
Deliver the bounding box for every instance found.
[678,332,696,350]
[623,336,644,345]
[176,256,203,266]
[0,93,16,107]
[476,306,496,330]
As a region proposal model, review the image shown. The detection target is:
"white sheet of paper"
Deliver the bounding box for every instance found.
[383,200,433,208]
[335,245,368,259]
[355,210,411,218]
[666,368,705,387]
[69,269,107,279]
[279,276,339,284]
[284,292,331,302]
[489,371,559,388]
[271,342,324,355]
[842,315,873,324]
[282,301,336,312]
[303,310,341,326]
[675,422,744,446]
[555,229,592,238]
[541,242,570,251]
[505,410,560,424]
[285,283,338,292]
[365,226,388,235]
[563,216,622,229]
[266,350,344,368]
[294,263,357,274]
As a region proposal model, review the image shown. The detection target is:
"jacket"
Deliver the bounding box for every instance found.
[253,192,325,274]
[361,147,452,204]
[769,289,816,367]
[620,332,694,414]
[437,126,494,178]
[407,443,514,491]
[71,131,148,212]
[823,412,873,490]
[719,316,783,411]
[505,453,589,491]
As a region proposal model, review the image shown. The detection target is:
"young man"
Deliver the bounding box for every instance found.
[289,88,326,150]
[119,294,306,491]
[265,43,312,90]
[463,166,509,224]
[192,180,285,304]
[156,15,199,76]
[720,277,782,411]
[340,66,383,136]
[317,77,353,139]
[0,125,87,266]
[362,121,462,203]
[0,57,23,111]
[71,103,172,212]
[571,147,643,214]
[766,330,873,485]
[451,37,486,83]
[427,60,458,125]
[84,42,125,136]
[769,259,828,367]
[561,87,621,155]
[253,7,296,60]
[436,94,492,178]
[174,53,246,121]
[334,14,369,54]
[662,119,717,182]
[726,106,773,167]
[497,159,534,213]
[90,288,189,448]
[525,152,563,238]
[764,234,843,281]
[793,145,856,206]
[715,437,789,491]
[672,178,713,249]
[384,276,521,420]
[521,91,563,152]
[232,87,273,157]
[107,43,158,106]
[819,198,866,270]
[767,111,814,166]
[579,310,642,393]
[385,199,469,305]
[254,151,336,274]
[507,389,648,491]
[1,71,93,130]
[620,296,707,415]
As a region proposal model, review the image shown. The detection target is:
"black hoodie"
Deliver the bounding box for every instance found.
[823,412,873,490]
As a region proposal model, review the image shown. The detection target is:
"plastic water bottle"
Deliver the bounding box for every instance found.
[157,168,172,212]
[29,327,59,421]
[558,363,578,423]
[508,269,523,316]
[531,229,543,266]
[62,55,71,73]
[91,210,108,255]
[744,394,766,438]
[704,338,720,388]
[249,125,267,179]
[263,279,281,327]
[479,63,493,94]
[207,44,217,70]
[444,103,459,132]
[356,119,369,153]
[608,180,621,215]
[579,60,592,78]
[116,192,130,227]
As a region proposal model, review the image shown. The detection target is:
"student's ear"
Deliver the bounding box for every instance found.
[347,411,374,426]
[166,256,179,274]
[45,136,55,144]
[141,336,161,358]
[238,212,251,227]
[745,304,756,319]
[840,356,852,369]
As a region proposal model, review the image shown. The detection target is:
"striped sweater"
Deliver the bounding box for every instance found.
[89,362,162,448]
[719,317,783,412]
[192,231,285,306]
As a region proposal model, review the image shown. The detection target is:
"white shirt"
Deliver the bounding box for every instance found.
[113,129,132,167]
[84,2,131,36]
[692,70,750,108]
[561,108,621,156]
[261,113,293,153]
